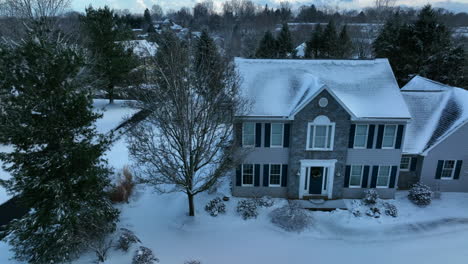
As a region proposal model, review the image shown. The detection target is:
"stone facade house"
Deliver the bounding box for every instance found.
[398,76,468,192]
[232,58,411,199]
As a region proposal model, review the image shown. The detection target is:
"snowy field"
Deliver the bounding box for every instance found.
[2,100,468,264]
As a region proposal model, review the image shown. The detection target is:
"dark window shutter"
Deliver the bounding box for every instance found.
[389,166,398,188]
[367,125,375,149]
[435,160,444,179]
[371,166,379,188]
[362,166,370,188]
[236,123,243,147]
[283,124,290,148]
[395,125,404,149]
[410,157,417,171]
[281,164,288,187]
[376,125,385,149]
[264,123,271,148]
[254,164,260,186]
[255,123,262,147]
[348,124,356,148]
[263,164,269,186]
[454,160,463,180]
[236,165,242,186]
[344,166,351,187]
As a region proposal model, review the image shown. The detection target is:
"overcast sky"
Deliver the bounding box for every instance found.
[70,0,468,14]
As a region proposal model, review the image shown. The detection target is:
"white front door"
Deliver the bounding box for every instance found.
[299,159,337,199]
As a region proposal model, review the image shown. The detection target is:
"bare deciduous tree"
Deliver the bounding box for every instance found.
[127,31,247,216]
[1,0,70,19]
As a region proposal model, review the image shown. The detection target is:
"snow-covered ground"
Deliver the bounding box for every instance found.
[2,100,468,264]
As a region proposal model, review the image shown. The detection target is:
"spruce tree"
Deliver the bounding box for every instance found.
[337,25,353,58]
[321,20,339,58]
[195,30,224,94]
[305,23,322,58]
[144,8,155,33]
[81,6,139,103]
[255,30,278,58]
[277,23,294,58]
[0,32,119,264]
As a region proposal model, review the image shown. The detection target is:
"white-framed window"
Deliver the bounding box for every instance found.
[306,116,335,151]
[354,124,369,148]
[377,166,391,188]
[441,160,456,179]
[242,164,254,186]
[271,123,283,147]
[349,165,363,188]
[269,164,282,187]
[382,125,397,149]
[242,122,255,147]
[400,156,411,171]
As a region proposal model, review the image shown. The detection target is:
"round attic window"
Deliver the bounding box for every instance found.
[319,97,328,108]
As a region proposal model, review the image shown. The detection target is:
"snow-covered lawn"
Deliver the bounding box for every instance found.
[2,100,468,264]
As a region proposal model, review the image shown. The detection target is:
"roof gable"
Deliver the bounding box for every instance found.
[235,58,411,119]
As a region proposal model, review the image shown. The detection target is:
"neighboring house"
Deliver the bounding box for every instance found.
[232,58,411,199]
[399,76,468,191]
[295,43,307,58]
[120,40,158,58]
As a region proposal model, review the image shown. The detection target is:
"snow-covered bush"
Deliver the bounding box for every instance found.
[117,228,141,252]
[408,182,433,206]
[350,200,362,217]
[383,202,398,217]
[132,246,159,264]
[236,199,258,220]
[255,196,274,208]
[110,166,135,203]
[365,207,381,218]
[185,261,201,264]
[204,197,226,217]
[363,189,379,205]
[270,202,310,232]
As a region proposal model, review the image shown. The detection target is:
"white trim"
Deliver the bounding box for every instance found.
[241,164,254,187]
[299,159,337,199]
[290,85,357,119]
[400,156,411,171]
[382,124,397,149]
[353,124,369,149]
[306,118,335,151]
[270,123,284,148]
[440,160,456,180]
[242,122,256,147]
[376,165,391,188]
[349,165,364,188]
[268,164,282,187]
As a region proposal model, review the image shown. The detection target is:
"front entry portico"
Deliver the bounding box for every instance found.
[299,159,337,199]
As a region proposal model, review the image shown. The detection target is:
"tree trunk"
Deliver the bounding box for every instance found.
[108,84,114,104]
[187,193,195,216]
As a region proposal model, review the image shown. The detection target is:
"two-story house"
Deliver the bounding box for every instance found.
[398,76,467,191]
[232,58,411,199]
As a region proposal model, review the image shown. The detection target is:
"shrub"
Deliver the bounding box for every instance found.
[236,199,258,220]
[132,246,159,264]
[408,182,433,206]
[110,166,135,203]
[383,202,398,217]
[350,200,362,217]
[365,207,381,218]
[204,197,226,217]
[270,202,310,232]
[363,189,379,205]
[255,196,274,208]
[117,228,141,252]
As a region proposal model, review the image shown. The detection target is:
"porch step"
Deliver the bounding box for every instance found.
[296,199,347,211]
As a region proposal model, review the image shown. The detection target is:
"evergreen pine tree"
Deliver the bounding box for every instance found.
[321,20,339,58]
[337,25,353,58]
[305,23,322,58]
[81,6,140,104]
[0,32,119,264]
[195,30,224,94]
[277,23,294,58]
[255,30,278,58]
[144,8,155,33]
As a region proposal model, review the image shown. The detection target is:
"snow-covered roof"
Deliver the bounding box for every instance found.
[402,76,468,155]
[119,40,158,58]
[235,58,411,119]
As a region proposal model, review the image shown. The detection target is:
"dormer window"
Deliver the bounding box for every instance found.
[306,116,335,151]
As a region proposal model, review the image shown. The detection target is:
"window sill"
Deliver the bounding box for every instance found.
[381,147,396,150]
[241,184,254,187]
[400,168,409,172]
[376,186,389,189]
[348,186,362,189]
[439,178,454,181]
[306,148,334,151]
[352,146,367,149]
[269,185,282,188]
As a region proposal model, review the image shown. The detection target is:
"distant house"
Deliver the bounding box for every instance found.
[399,76,468,191]
[295,43,307,58]
[232,58,411,199]
[120,40,158,58]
